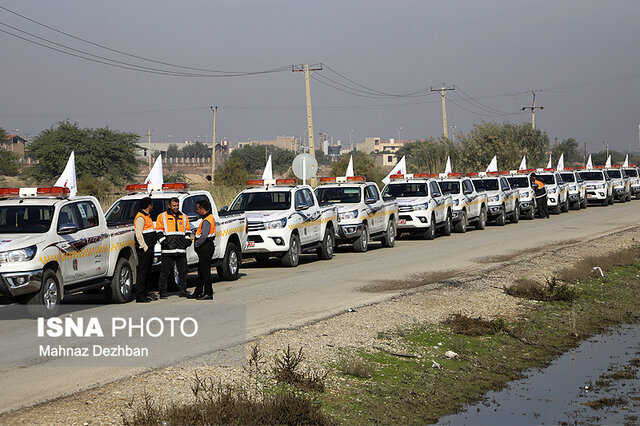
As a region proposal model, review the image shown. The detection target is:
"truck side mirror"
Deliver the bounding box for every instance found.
[296,203,309,211]
[58,223,79,235]
[365,197,377,204]
[220,206,229,212]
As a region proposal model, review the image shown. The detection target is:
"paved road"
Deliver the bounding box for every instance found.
[1,201,639,413]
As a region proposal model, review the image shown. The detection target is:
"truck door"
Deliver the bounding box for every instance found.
[294,189,313,244]
[429,181,445,222]
[364,184,384,233]
[55,203,87,284]
[500,177,513,212]
[75,200,108,279]
[462,179,478,217]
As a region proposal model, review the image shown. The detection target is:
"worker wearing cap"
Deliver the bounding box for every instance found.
[156,197,192,298]
[133,197,157,303]
[190,199,216,300]
[530,173,549,219]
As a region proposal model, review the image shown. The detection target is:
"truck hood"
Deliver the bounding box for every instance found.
[245,211,289,222]
[0,234,48,251]
[396,197,429,206]
[335,204,360,212]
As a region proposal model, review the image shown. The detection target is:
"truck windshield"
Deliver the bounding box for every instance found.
[578,171,604,181]
[382,183,428,198]
[507,177,530,188]
[538,174,556,185]
[560,173,576,182]
[472,179,499,192]
[229,191,291,211]
[606,170,621,179]
[105,198,170,225]
[624,169,638,177]
[438,181,460,195]
[0,205,54,234]
[315,187,361,204]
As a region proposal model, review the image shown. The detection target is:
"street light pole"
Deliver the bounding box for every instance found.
[210,106,217,183]
[347,130,354,151]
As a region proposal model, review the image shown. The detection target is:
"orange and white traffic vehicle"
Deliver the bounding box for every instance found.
[314,176,398,252]
[106,182,247,281]
[0,186,137,313]
[622,164,640,199]
[507,169,537,219]
[381,173,454,240]
[226,179,338,267]
[435,173,489,232]
[469,171,520,226]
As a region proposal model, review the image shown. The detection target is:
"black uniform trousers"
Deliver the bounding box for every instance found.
[194,239,215,296]
[159,254,188,295]
[536,195,549,218]
[135,247,154,300]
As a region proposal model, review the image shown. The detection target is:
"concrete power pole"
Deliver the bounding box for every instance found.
[210,106,217,183]
[147,129,152,171]
[293,64,322,185]
[431,83,455,139]
[521,91,544,130]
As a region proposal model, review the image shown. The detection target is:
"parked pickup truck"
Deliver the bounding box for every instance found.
[226,179,338,267]
[0,186,137,313]
[314,176,398,252]
[381,173,454,240]
[559,169,587,210]
[622,166,640,199]
[106,183,247,281]
[435,173,488,232]
[578,168,613,206]
[469,171,520,225]
[535,169,569,214]
[604,167,631,202]
[507,169,537,220]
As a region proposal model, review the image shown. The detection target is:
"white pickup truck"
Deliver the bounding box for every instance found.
[604,167,632,202]
[559,169,587,210]
[536,169,569,214]
[506,169,537,220]
[578,168,613,206]
[0,186,137,314]
[314,176,398,252]
[106,183,247,281]
[436,173,488,232]
[469,172,520,225]
[381,173,453,240]
[226,179,338,267]
[622,166,640,199]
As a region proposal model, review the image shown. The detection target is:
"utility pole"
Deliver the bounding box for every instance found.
[293,64,322,185]
[210,106,217,182]
[521,91,544,129]
[147,129,152,171]
[431,83,455,139]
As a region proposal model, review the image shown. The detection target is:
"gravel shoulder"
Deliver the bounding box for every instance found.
[2,225,639,425]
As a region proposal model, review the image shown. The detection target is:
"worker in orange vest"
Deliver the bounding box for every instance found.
[530,173,549,219]
[156,197,192,298]
[190,199,216,300]
[133,197,157,303]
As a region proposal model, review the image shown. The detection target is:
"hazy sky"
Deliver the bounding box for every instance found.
[1,0,639,153]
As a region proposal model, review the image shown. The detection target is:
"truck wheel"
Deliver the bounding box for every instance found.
[495,209,506,226]
[563,198,570,212]
[552,204,561,214]
[354,225,369,252]
[106,257,133,304]
[601,199,608,206]
[442,212,452,236]
[525,207,535,220]
[382,220,396,247]
[316,228,335,260]
[281,234,301,267]
[423,214,436,240]
[27,269,60,317]
[476,207,487,230]
[608,196,614,205]
[454,211,467,233]
[217,242,240,281]
[510,205,520,224]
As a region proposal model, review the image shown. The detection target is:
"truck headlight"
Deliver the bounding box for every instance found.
[264,218,287,229]
[0,245,37,263]
[453,199,460,206]
[596,183,606,189]
[339,209,359,220]
[413,203,429,211]
[488,195,499,202]
[569,185,577,191]
[548,187,557,194]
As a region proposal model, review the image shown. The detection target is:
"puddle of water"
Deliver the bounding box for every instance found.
[439,324,640,425]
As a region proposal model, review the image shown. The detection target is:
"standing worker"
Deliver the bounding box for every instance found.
[530,173,549,219]
[133,197,157,303]
[156,197,192,298]
[190,199,216,300]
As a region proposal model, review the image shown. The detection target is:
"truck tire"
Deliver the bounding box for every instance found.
[510,204,520,224]
[382,220,396,247]
[562,198,570,212]
[552,204,561,214]
[281,234,301,267]
[423,214,436,240]
[442,211,452,236]
[27,269,60,317]
[601,198,608,206]
[476,207,487,230]
[608,196,614,205]
[316,228,335,260]
[353,225,369,252]
[525,206,535,220]
[454,211,467,233]
[217,242,240,281]
[495,208,506,226]
[106,257,133,304]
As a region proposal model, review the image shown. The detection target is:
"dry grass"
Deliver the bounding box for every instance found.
[581,397,628,410]
[606,367,636,381]
[337,357,375,379]
[442,313,508,336]
[504,276,579,302]
[362,270,461,292]
[556,247,640,283]
[272,346,328,393]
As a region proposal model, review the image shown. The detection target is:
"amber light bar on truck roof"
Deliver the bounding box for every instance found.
[509,169,536,175]
[125,182,189,193]
[245,178,298,187]
[389,173,433,181]
[0,186,70,198]
[319,176,366,184]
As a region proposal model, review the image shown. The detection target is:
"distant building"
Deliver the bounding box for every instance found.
[237,136,299,152]
[357,137,410,167]
[3,135,27,159]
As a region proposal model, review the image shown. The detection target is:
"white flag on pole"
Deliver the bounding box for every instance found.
[485,156,498,173]
[605,154,612,168]
[518,156,527,171]
[586,155,593,169]
[546,154,552,169]
[345,155,354,177]
[382,156,407,185]
[145,155,164,185]
[54,151,77,197]
[444,156,452,174]
[623,154,629,167]
[262,154,273,180]
[557,153,565,171]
